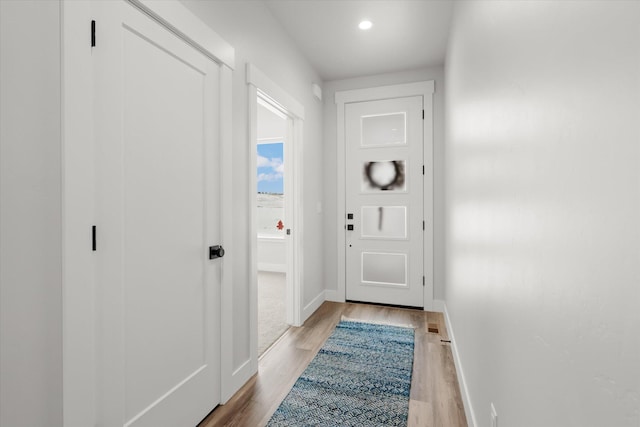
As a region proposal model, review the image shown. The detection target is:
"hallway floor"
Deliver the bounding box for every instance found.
[199,301,468,427]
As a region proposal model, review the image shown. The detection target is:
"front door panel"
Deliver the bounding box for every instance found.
[345,96,424,307]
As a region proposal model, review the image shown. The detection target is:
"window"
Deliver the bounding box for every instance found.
[257,142,284,237]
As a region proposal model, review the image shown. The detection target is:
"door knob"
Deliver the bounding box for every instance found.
[209,245,225,259]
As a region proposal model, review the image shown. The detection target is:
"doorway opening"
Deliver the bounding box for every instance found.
[248,63,305,368]
[256,96,290,355]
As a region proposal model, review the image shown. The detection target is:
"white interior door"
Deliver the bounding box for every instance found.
[345,96,424,307]
[93,2,221,426]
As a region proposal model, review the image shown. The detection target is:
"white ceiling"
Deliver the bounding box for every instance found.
[264,0,454,81]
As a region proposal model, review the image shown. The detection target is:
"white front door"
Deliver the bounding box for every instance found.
[345,96,424,307]
[93,2,221,426]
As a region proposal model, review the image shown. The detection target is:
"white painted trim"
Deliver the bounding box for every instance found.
[335,81,434,104]
[335,99,346,302]
[334,81,435,310]
[302,291,326,324]
[422,88,435,312]
[284,117,295,327]
[257,96,287,120]
[219,64,236,403]
[443,303,477,427]
[291,119,305,327]
[247,82,260,379]
[61,2,96,425]
[247,64,306,376]
[258,263,286,273]
[246,63,305,120]
[127,0,234,68]
[257,137,284,144]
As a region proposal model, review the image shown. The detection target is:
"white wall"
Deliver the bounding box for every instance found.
[257,238,286,272]
[180,0,325,379]
[0,1,63,426]
[322,67,446,301]
[445,1,640,426]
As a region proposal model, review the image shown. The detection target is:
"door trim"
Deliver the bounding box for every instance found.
[61,1,235,424]
[334,81,435,311]
[127,0,234,68]
[246,64,305,375]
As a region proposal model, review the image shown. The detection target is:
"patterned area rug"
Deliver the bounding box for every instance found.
[268,320,415,426]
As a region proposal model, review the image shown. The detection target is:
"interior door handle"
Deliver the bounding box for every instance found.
[209,245,225,259]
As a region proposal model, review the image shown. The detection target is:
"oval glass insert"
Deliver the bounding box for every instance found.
[361,160,406,192]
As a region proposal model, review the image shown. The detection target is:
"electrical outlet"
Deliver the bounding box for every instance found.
[490,403,498,427]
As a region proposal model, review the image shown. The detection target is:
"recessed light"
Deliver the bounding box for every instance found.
[359,20,373,30]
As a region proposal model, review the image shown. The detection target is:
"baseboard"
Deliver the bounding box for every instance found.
[257,263,286,273]
[302,290,326,323]
[221,358,255,403]
[443,303,477,427]
[324,289,341,302]
[432,299,445,313]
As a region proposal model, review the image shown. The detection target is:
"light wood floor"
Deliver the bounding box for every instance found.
[198,301,468,427]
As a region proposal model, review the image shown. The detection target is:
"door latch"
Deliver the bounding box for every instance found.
[209,245,225,259]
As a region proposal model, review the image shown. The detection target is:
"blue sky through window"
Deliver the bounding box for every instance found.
[257,142,284,194]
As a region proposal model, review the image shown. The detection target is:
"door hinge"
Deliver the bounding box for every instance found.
[422,165,425,175]
[92,225,97,251]
[422,109,424,120]
[423,276,425,287]
[423,220,425,230]
[91,20,96,47]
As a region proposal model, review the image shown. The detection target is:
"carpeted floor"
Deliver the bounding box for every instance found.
[258,271,289,355]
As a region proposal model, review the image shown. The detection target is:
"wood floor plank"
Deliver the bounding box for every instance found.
[198,302,468,427]
[408,400,434,427]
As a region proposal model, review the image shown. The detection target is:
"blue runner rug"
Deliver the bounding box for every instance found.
[268,320,415,426]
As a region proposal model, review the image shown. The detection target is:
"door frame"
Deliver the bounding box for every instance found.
[334,81,435,311]
[61,1,235,425]
[246,63,305,369]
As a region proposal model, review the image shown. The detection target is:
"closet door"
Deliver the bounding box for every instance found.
[93,2,221,425]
